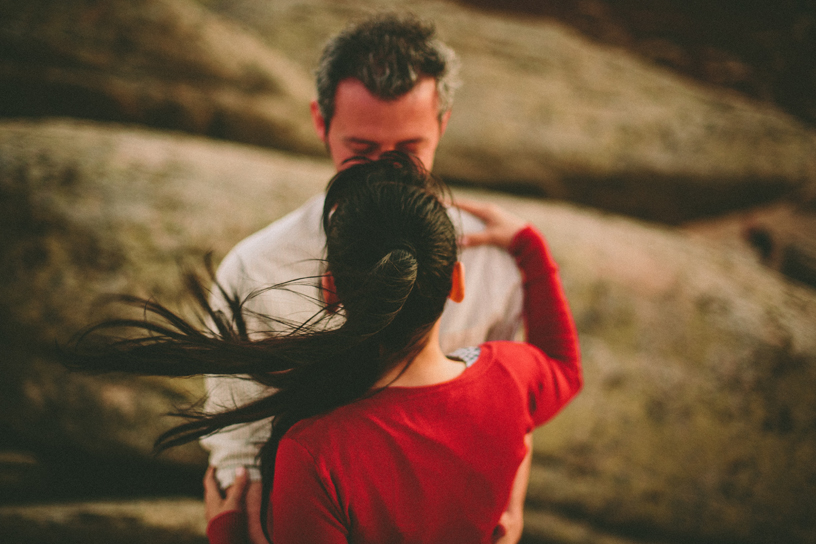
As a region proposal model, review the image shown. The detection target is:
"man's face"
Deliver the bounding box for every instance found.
[311,77,450,172]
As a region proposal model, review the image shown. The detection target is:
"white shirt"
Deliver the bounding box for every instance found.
[201,194,523,486]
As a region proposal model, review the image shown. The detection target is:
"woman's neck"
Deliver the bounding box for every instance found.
[373,321,467,388]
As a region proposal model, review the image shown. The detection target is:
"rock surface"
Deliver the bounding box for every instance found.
[0,0,321,155]
[683,201,816,290]
[0,499,207,544]
[2,119,814,543]
[0,119,333,465]
[3,0,815,221]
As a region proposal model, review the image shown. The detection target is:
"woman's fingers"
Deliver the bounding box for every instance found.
[204,466,223,499]
[452,198,528,249]
[204,466,249,522]
[459,231,492,248]
[225,466,249,509]
[204,466,226,522]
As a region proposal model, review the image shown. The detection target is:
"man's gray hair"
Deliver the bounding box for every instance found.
[314,13,461,131]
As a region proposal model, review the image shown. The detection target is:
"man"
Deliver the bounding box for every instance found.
[202,14,529,543]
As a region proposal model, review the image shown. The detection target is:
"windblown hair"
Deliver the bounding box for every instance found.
[63,152,457,542]
[314,13,460,130]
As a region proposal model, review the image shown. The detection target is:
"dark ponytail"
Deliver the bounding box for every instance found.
[63,152,457,542]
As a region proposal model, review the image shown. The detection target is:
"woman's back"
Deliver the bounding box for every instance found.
[274,344,532,543]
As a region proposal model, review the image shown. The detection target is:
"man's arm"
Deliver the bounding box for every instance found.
[201,376,270,487]
[202,277,273,544]
[202,197,328,543]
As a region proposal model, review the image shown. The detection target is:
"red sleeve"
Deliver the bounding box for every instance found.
[509,226,582,425]
[206,510,247,544]
[271,437,349,544]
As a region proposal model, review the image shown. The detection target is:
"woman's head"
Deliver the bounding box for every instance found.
[322,152,457,363]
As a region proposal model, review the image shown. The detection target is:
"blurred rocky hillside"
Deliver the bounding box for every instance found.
[460,0,816,128]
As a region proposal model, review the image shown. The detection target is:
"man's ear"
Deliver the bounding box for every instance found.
[438,109,452,138]
[310,100,328,144]
[321,273,339,307]
[449,261,465,303]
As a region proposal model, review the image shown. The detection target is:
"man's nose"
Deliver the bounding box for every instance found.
[375,145,397,158]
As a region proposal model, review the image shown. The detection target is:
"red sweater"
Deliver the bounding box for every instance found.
[207,226,581,544]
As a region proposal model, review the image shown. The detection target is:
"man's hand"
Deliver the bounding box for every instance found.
[204,466,249,522]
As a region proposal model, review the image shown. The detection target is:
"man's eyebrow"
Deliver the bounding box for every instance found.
[396,138,426,145]
[343,137,377,145]
[342,137,428,147]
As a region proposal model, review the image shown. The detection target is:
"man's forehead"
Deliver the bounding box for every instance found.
[332,79,440,132]
[333,78,439,114]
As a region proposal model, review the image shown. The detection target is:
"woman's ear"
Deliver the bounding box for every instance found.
[321,273,339,307]
[449,261,465,303]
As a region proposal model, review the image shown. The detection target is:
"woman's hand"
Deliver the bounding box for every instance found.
[453,198,528,249]
[204,466,250,522]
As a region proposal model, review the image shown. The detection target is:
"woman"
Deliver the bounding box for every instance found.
[67,153,581,543]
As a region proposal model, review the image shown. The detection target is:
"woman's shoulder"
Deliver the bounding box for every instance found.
[479,340,545,359]
[283,342,546,443]
[285,406,349,442]
[477,340,550,381]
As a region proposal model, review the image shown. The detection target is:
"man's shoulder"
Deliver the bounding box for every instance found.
[216,194,327,287]
[232,194,325,256]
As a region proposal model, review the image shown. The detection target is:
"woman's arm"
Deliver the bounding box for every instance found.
[509,224,582,424]
[508,226,580,372]
[204,466,249,544]
[454,199,582,421]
